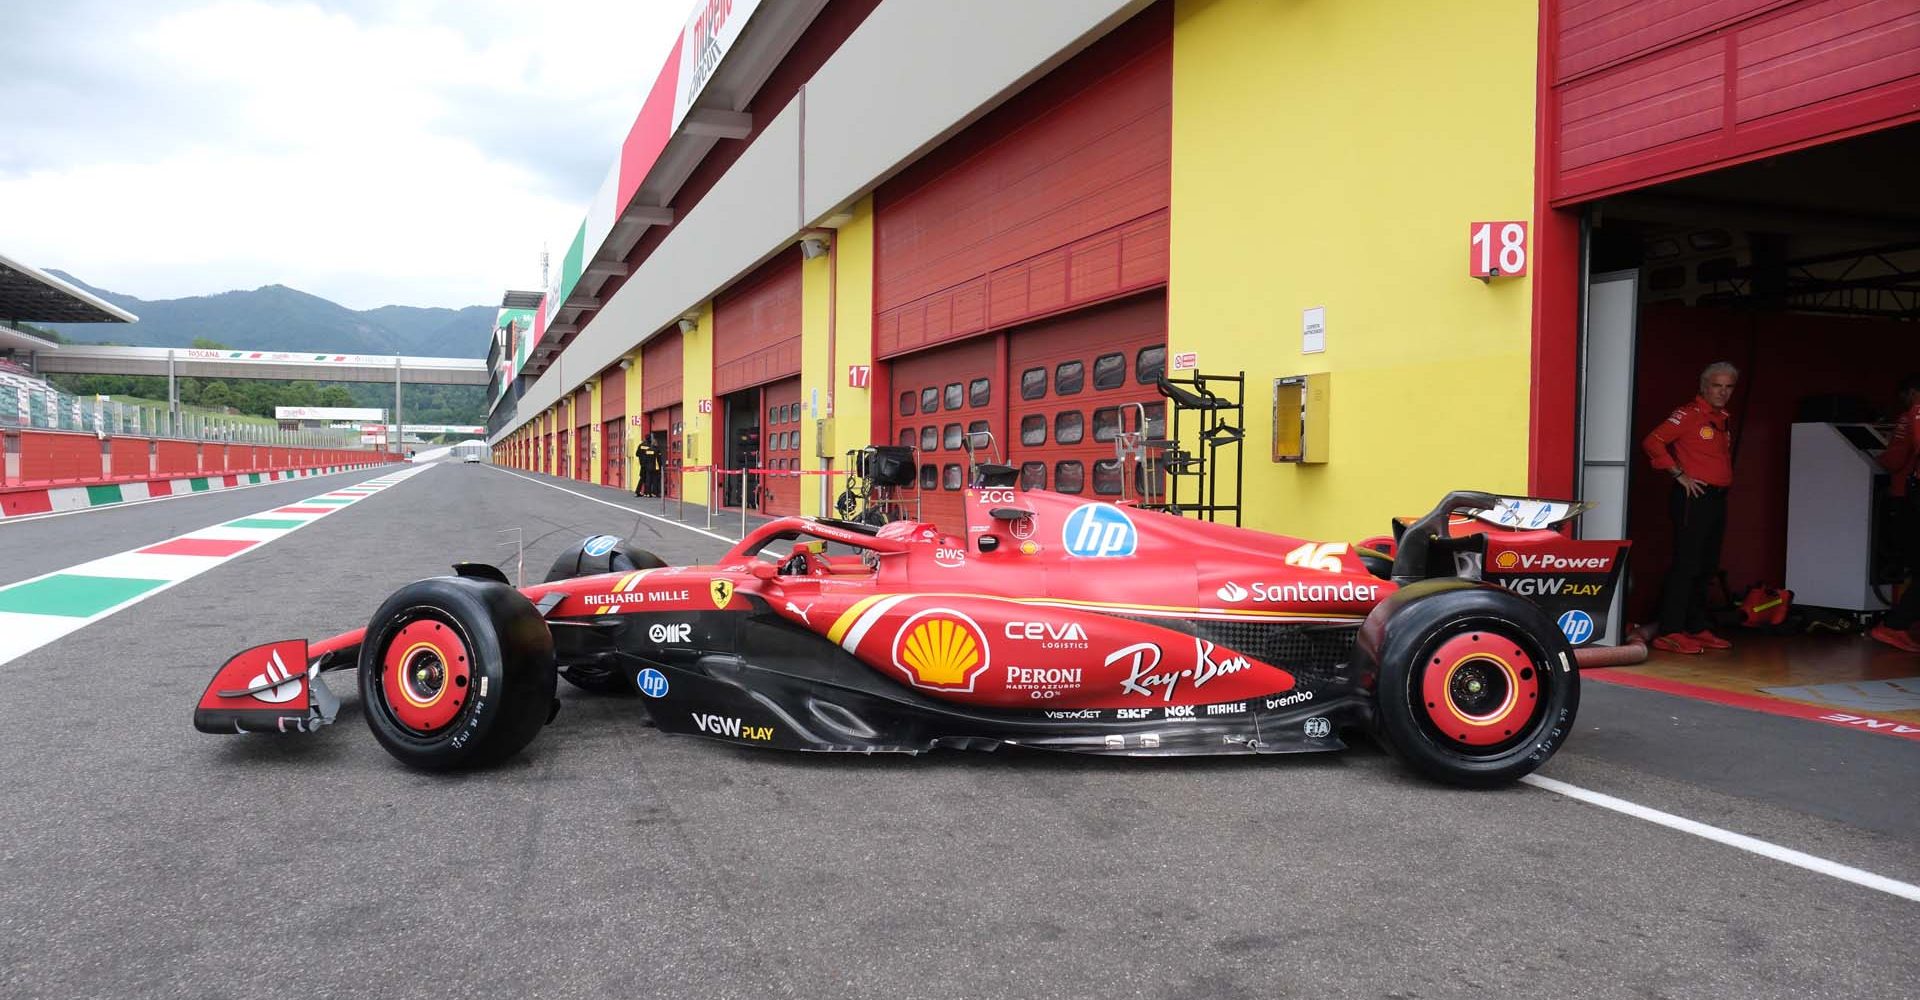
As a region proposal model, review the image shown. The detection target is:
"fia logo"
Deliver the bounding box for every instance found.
[1557,609,1594,645]
[1061,504,1137,558]
[1303,717,1331,739]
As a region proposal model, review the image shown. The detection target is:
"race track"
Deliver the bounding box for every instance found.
[2,461,1914,1000]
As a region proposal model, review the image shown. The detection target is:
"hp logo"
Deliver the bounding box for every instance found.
[582,534,620,557]
[1062,504,1137,558]
[635,667,670,698]
[1557,609,1594,645]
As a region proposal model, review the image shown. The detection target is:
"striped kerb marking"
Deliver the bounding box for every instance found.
[0,465,435,669]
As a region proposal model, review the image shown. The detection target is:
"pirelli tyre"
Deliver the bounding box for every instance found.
[545,535,668,695]
[359,576,557,771]
[1359,580,1579,788]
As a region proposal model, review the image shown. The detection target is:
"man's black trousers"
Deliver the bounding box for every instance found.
[1659,483,1727,635]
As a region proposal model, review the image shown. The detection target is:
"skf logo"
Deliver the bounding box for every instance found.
[709,579,735,609]
[1494,550,1520,570]
[891,610,991,691]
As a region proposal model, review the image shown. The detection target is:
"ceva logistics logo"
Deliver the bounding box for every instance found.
[1062,503,1137,558]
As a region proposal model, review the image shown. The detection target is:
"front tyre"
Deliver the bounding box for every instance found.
[359,577,557,771]
[1361,581,1579,788]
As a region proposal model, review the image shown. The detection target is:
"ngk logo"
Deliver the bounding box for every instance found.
[1493,551,1612,573]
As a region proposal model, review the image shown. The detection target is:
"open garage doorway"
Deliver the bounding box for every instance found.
[1573,121,1920,728]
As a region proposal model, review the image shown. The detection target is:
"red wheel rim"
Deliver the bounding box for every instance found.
[1419,631,1539,747]
[380,618,472,735]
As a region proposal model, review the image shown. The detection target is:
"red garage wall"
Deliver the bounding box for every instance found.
[1548,0,1920,204]
[642,330,684,409]
[1623,303,1920,622]
[872,2,1171,359]
[713,250,803,395]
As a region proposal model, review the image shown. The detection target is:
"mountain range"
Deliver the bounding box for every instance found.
[43,272,494,359]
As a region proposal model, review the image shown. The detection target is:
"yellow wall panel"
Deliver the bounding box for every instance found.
[1171,0,1538,541]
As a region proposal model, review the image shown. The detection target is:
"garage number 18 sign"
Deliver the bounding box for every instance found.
[1469,221,1528,278]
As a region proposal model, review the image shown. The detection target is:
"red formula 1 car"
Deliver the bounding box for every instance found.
[195,482,1629,787]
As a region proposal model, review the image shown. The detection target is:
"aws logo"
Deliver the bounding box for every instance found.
[891,610,990,692]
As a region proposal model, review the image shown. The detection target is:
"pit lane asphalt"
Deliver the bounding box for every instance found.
[1,461,1914,1000]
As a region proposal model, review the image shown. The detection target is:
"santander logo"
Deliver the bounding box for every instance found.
[247,649,303,705]
[1215,582,1249,603]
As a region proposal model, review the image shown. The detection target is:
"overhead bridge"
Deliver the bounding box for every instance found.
[32,344,488,386]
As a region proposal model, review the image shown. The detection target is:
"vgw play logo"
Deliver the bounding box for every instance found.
[1062,504,1137,558]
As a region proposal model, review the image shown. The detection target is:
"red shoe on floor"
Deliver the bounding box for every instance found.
[1651,632,1705,654]
[1688,630,1732,650]
[1868,623,1920,654]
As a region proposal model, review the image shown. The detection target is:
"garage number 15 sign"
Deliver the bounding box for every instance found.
[1469,221,1528,279]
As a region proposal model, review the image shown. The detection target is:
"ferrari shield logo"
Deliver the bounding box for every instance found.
[709,579,735,609]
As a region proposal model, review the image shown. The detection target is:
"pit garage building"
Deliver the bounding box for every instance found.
[490,0,1920,627]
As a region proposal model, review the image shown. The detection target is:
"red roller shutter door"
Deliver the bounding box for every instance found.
[642,331,685,496]
[573,387,593,482]
[1006,294,1167,502]
[601,367,627,487]
[1547,0,1920,203]
[713,252,803,396]
[760,377,803,517]
[888,336,1000,534]
[872,5,1171,359]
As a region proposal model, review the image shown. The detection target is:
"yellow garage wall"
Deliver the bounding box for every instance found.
[1171,0,1538,541]
[624,351,644,491]
[588,378,602,483]
[681,301,715,506]
[799,196,877,517]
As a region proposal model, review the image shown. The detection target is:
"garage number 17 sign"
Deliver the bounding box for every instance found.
[1469,221,1528,278]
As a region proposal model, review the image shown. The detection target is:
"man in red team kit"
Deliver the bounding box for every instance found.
[1870,375,1920,652]
[1642,362,1739,654]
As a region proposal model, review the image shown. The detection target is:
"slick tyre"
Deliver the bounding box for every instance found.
[1364,581,1580,788]
[359,576,557,771]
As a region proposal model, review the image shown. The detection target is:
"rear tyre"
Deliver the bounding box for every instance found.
[359,576,557,771]
[1365,582,1579,788]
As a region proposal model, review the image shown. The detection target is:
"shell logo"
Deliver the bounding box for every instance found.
[1494,550,1520,570]
[1698,426,1715,439]
[890,609,990,691]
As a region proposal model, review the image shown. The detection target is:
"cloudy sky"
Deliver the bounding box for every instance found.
[0,0,689,310]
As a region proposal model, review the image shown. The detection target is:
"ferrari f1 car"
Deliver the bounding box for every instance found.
[195,480,1629,787]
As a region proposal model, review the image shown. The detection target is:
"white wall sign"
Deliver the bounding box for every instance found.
[1302,307,1326,355]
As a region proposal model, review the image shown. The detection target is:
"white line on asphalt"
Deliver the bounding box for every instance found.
[487,466,745,546]
[1522,774,1920,903]
[0,465,396,528]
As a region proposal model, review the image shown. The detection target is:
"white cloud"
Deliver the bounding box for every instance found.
[0,0,690,309]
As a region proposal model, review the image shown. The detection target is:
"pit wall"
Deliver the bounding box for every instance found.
[1167,0,1539,541]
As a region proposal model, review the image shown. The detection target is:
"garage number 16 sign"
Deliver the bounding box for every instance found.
[1469,221,1528,279]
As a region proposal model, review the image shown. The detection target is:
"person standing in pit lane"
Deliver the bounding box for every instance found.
[1642,362,1739,655]
[1870,374,1920,653]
